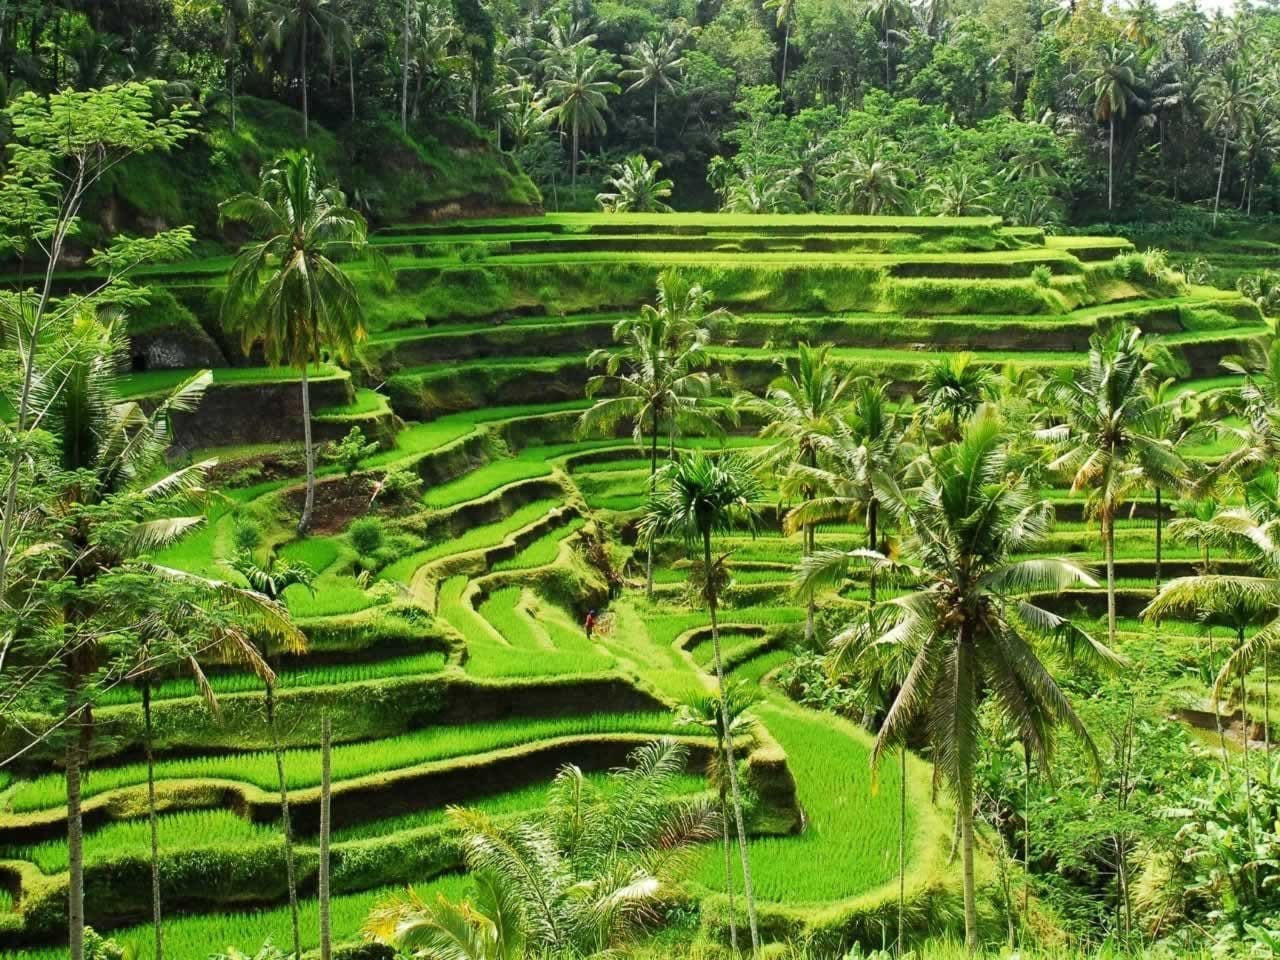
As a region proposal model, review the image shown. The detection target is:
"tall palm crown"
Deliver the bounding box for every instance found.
[801,413,1109,951]
[264,0,350,138]
[825,135,909,215]
[1041,325,1184,644]
[220,151,370,533]
[920,352,995,438]
[1083,42,1144,210]
[545,47,618,189]
[620,34,684,147]
[1203,61,1260,225]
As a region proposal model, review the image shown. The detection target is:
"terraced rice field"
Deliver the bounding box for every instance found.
[1,213,1267,958]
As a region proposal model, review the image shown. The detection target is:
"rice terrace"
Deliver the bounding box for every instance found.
[4,4,1280,959]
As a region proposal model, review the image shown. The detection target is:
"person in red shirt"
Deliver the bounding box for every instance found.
[584,609,597,639]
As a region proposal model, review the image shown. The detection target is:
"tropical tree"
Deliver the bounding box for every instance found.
[720,164,803,213]
[825,135,910,215]
[6,314,301,960]
[639,454,764,954]
[596,154,674,212]
[1041,325,1185,646]
[1146,506,1280,785]
[677,683,760,955]
[763,0,796,91]
[365,739,717,957]
[545,46,617,190]
[866,0,913,88]
[925,170,997,217]
[1203,61,1259,227]
[264,0,351,139]
[220,151,372,534]
[579,274,728,596]
[920,353,996,439]
[1140,381,1203,588]
[620,33,684,147]
[798,413,1113,953]
[738,343,855,643]
[1083,42,1143,212]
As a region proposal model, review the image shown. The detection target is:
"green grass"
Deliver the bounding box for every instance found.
[117,364,341,398]
[0,876,473,960]
[6,712,681,812]
[492,517,585,571]
[422,459,553,508]
[97,651,448,707]
[277,535,342,573]
[692,699,916,903]
[380,499,560,583]
[313,388,389,417]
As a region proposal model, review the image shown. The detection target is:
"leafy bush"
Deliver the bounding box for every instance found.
[324,426,379,476]
[349,517,385,557]
[372,467,422,506]
[232,518,263,552]
[1031,264,1053,287]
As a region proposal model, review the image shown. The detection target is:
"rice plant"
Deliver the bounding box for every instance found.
[491,516,585,571]
[380,499,559,583]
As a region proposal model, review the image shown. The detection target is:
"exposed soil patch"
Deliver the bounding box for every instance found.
[284,474,376,535]
[209,450,305,489]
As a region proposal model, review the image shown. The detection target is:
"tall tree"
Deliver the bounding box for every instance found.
[545,46,617,190]
[579,273,728,596]
[763,0,795,92]
[799,413,1114,953]
[620,33,684,148]
[1204,61,1258,227]
[738,343,855,644]
[920,353,995,439]
[596,154,675,212]
[640,454,764,955]
[1041,325,1184,646]
[1083,43,1143,212]
[220,151,372,534]
[265,0,350,138]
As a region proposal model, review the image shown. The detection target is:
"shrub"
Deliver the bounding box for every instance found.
[372,467,422,506]
[1031,264,1053,287]
[324,426,379,476]
[232,518,263,552]
[349,517,385,556]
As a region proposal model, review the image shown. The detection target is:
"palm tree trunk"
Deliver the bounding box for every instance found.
[1154,487,1163,591]
[897,745,906,956]
[1265,642,1272,790]
[144,677,163,960]
[780,21,790,91]
[719,773,739,954]
[868,498,879,605]
[646,412,659,600]
[67,719,86,960]
[299,364,315,534]
[319,713,332,960]
[1107,114,1115,212]
[1239,647,1258,899]
[348,46,356,122]
[1214,134,1228,228]
[1211,631,1232,784]
[571,118,579,192]
[228,39,238,133]
[704,530,760,955]
[804,519,815,645]
[266,681,302,960]
[652,86,658,149]
[401,0,410,132]
[1104,507,1117,647]
[301,14,309,140]
[960,784,978,954]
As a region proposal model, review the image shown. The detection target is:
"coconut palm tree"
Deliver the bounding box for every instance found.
[620,33,684,148]
[920,353,996,440]
[925,170,997,217]
[220,151,372,534]
[1083,42,1143,212]
[21,313,301,960]
[798,412,1112,954]
[1203,61,1259,227]
[263,0,351,139]
[1040,325,1185,646]
[1139,381,1204,589]
[825,135,910,215]
[784,377,910,607]
[579,274,728,596]
[763,0,796,91]
[596,154,674,212]
[737,343,856,643]
[545,47,617,190]
[866,0,912,88]
[639,454,764,955]
[1146,507,1280,786]
[721,165,803,213]
[677,683,760,955]
[365,739,717,957]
